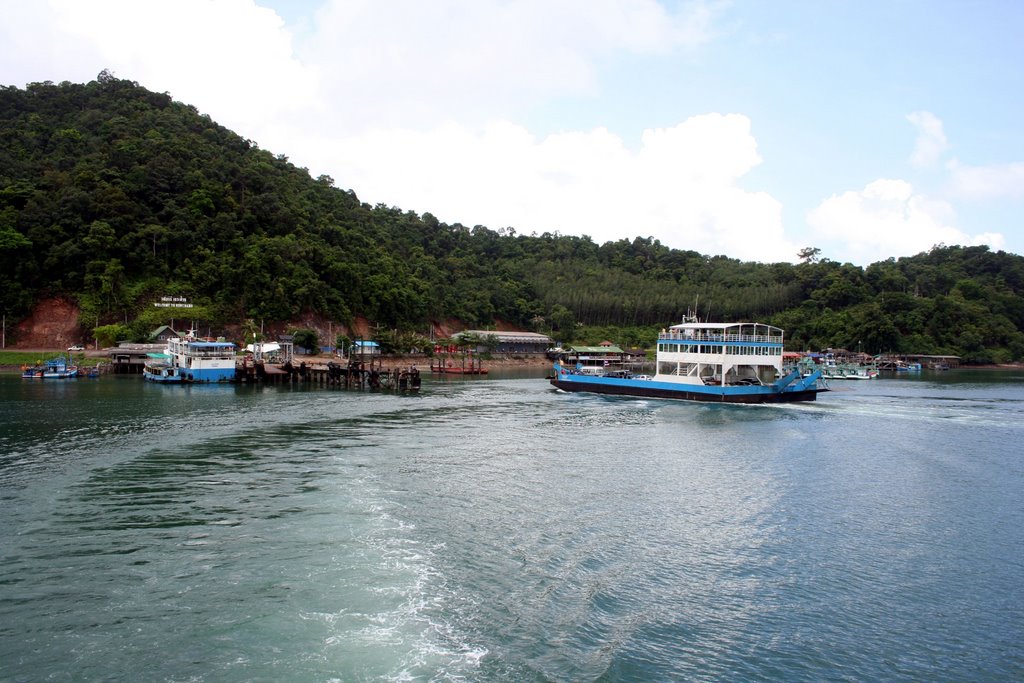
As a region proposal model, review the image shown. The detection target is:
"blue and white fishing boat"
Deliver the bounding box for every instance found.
[550,318,826,404]
[23,354,80,379]
[143,330,237,383]
[42,355,79,379]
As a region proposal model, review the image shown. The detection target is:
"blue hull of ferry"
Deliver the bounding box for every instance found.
[144,366,235,383]
[182,367,236,383]
[550,363,825,404]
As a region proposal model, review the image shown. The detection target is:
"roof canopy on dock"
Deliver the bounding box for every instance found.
[453,330,552,354]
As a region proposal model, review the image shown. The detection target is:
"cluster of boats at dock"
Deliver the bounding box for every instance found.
[139,331,422,389]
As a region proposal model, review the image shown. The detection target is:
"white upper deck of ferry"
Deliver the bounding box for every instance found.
[659,321,784,345]
[655,320,785,386]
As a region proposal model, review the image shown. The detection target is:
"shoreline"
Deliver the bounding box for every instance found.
[2,349,1021,373]
[0,350,555,373]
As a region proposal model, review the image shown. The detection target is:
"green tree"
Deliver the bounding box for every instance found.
[549,304,576,343]
[291,328,319,353]
[93,323,131,347]
[798,246,822,264]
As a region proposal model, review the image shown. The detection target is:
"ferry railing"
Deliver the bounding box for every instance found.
[658,332,783,344]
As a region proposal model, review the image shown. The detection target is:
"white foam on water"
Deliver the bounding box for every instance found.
[311,483,487,681]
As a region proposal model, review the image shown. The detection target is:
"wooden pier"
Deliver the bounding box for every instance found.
[429,355,488,374]
[105,343,423,389]
[236,357,422,390]
[875,353,960,370]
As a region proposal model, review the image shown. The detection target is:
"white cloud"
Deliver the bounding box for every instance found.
[61,0,315,132]
[947,160,1024,200]
[300,0,718,131]
[0,2,94,85]
[1,0,318,139]
[807,179,1005,264]
[300,113,796,262]
[906,111,949,168]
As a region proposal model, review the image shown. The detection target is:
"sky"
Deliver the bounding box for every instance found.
[2,0,1022,265]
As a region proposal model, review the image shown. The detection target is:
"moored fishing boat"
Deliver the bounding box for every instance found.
[142,356,184,383]
[550,318,826,403]
[21,364,44,379]
[143,330,237,383]
[821,363,878,380]
[21,355,79,379]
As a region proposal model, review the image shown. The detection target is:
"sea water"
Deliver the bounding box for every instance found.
[1,370,1022,681]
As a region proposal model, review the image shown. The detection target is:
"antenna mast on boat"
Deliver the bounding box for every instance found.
[684,295,699,323]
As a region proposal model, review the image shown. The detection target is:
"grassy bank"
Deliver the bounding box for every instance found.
[0,350,98,368]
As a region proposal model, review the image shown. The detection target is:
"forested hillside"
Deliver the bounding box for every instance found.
[2,75,1023,362]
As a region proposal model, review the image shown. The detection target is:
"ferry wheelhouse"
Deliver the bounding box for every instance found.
[550,319,826,404]
[143,332,237,383]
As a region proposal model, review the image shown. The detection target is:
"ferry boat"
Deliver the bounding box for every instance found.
[143,331,237,383]
[550,318,826,404]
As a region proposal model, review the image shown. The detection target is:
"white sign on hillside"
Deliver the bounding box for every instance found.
[154,296,193,309]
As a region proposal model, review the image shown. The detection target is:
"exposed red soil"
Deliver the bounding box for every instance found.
[10,298,84,349]
[7,300,533,351]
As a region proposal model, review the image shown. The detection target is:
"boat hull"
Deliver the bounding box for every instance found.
[549,362,825,404]
[179,367,236,382]
[550,377,821,403]
[143,370,184,383]
[143,364,229,383]
[41,370,78,379]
